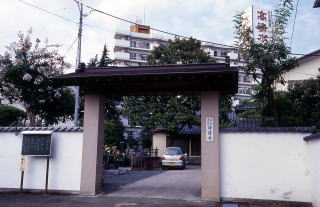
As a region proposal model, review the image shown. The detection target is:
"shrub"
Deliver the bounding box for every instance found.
[0,104,26,126]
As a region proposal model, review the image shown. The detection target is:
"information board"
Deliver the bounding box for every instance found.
[21,134,52,156]
[206,117,214,142]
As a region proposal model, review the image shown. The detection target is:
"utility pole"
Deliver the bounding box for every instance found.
[74,0,83,126]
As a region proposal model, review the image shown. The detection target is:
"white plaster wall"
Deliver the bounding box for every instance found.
[0,132,83,192]
[306,139,320,207]
[152,132,167,156]
[277,57,320,91]
[220,132,312,202]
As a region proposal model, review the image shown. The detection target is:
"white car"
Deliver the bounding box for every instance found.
[161,147,186,170]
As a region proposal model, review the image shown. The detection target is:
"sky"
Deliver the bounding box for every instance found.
[0,0,319,71]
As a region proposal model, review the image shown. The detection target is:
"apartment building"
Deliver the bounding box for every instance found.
[114,24,167,67]
[113,24,259,104]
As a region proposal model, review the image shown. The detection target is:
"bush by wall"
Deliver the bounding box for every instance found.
[0,104,26,126]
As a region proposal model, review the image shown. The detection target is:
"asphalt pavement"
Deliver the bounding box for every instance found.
[0,193,218,207]
[103,165,201,201]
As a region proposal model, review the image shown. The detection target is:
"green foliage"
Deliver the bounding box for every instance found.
[259,77,320,129]
[0,105,26,126]
[239,99,257,107]
[87,54,99,67]
[233,0,297,126]
[104,119,125,146]
[99,44,113,67]
[286,77,320,129]
[238,110,261,119]
[147,37,213,65]
[123,38,233,132]
[123,96,200,132]
[139,129,153,149]
[87,44,113,67]
[0,29,74,126]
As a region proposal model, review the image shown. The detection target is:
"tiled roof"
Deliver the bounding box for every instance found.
[179,125,201,135]
[177,125,315,135]
[221,127,316,133]
[0,126,83,133]
[304,133,320,141]
[51,63,239,96]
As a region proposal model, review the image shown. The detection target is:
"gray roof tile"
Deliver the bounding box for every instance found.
[0,126,83,133]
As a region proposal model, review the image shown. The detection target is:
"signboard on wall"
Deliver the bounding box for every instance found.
[206,117,214,142]
[21,131,52,156]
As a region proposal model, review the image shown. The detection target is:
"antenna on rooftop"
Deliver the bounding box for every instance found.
[144,7,146,25]
[135,17,142,25]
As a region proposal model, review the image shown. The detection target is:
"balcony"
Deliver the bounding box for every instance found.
[115,39,130,48]
[114,52,130,60]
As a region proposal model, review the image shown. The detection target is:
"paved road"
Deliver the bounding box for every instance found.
[0,194,218,207]
[103,165,201,201]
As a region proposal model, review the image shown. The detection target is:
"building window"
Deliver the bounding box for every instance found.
[138,42,150,49]
[238,87,252,95]
[220,52,228,57]
[213,51,218,57]
[241,75,251,83]
[140,54,148,61]
[127,131,133,139]
[130,53,136,60]
[130,41,136,47]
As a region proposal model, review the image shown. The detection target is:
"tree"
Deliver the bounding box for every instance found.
[86,45,124,146]
[87,54,99,67]
[148,38,213,65]
[98,44,113,67]
[104,119,125,146]
[257,76,320,129]
[0,105,26,126]
[286,77,320,129]
[122,38,233,132]
[233,0,297,126]
[0,29,74,126]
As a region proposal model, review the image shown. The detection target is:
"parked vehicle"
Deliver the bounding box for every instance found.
[161,147,186,170]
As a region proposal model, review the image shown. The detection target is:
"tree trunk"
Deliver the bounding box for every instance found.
[268,88,279,127]
[26,108,36,127]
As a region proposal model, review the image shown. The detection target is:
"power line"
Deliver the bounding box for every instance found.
[290,0,300,48]
[17,0,78,24]
[63,36,78,57]
[291,71,319,77]
[75,0,236,48]
[17,0,113,34]
[291,53,320,56]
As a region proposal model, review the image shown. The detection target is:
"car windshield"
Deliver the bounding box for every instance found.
[164,148,181,155]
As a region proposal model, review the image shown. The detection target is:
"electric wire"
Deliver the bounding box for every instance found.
[75,0,236,48]
[17,0,114,34]
[17,0,78,24]
[18,0,318,57]
[63,36,78,57]
[290,71,319,77]
[289,0,300,48]
[291,53,320,56]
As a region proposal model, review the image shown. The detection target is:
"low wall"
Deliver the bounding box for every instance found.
[305,134,320,207]
[220,131,312,203]
[0,127,83,192]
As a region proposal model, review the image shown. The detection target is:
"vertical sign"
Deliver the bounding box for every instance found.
[206,117,214,142]
[242,5,272,43]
